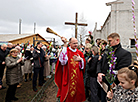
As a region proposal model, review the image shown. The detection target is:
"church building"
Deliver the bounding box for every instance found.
[93,0,138,48]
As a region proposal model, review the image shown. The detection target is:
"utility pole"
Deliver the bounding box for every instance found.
[19,19,22,34]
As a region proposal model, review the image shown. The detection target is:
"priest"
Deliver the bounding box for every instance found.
[55,37,86,102]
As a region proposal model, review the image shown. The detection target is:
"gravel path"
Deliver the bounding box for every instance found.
[42,81,58,102]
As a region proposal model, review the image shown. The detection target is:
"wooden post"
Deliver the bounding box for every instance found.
[65,12,88,39]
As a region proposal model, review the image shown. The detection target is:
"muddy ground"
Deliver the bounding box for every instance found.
[0,74,57,102]
[41,81,57,102]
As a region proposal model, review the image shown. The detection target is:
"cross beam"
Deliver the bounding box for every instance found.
[65,13,88,38]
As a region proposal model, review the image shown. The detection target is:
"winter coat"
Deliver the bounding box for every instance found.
[25,49,33,60]
[87,54,99,77]
[0,48,9,68]
[43,54,50,76]
[24,60,32,73]
[5,56,24,85]
[33,47,45,68]
[110,85,138,102]
[24,49,33,73]
[97,43,132,84]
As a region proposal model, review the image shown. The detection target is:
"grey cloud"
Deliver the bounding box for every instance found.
[0,0,111,44]
[0,0,76,27]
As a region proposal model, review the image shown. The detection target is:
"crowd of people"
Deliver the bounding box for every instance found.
[0,32,138,102]
[55,32,138,102]
[0,42,61,102]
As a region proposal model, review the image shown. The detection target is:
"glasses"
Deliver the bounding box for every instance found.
[3,47,7,49]
[11,52,18,54]
[108,40,112,43]
[71,42,78,44]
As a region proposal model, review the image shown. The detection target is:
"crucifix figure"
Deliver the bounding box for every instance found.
[65,12,88,39]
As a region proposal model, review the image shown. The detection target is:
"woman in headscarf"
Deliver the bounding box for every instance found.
[42,46,51,79]
[24,46,33,82]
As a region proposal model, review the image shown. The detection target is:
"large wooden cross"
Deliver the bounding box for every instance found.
[65,12,88,38]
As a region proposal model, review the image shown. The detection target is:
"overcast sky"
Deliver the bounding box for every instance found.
[0,0,113,45]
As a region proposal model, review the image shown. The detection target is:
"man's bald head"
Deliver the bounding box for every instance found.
[1,44,7,51]
[69,37,78,50]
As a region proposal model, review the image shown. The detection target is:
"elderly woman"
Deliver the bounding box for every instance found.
[24,46,33,82]
[83,43,92,101]
[42,46,51,79]
[87,46,100,102]
[15,46,23,88]
[5,48,24,102]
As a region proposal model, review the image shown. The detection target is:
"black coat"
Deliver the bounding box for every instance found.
[87,54,99,77]
[97,43,132,84]
[33,47,45,68]
[0,48,9,68]
[7,47,13,53]
[25,50,33,60]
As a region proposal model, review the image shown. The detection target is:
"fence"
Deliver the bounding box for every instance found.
[31,75,54,102]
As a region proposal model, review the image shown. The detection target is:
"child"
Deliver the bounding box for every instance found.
[107,63,138,102]
[87,46,99,102]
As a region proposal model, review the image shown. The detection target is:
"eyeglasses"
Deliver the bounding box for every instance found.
[108,40,112,42]
[71,42,78,44]
[85,48,89,50]
[11,52,18,54]
[3,47,7,49]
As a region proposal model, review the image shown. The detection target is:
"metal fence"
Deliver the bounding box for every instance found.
[31,75,54,102]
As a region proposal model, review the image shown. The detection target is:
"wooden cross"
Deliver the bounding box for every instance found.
[65,12,88,39]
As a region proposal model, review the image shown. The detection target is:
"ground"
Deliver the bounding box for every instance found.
[42,81,57,102]
[0,75,57,102]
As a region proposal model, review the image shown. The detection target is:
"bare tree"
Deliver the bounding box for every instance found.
[77,13,87,45]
